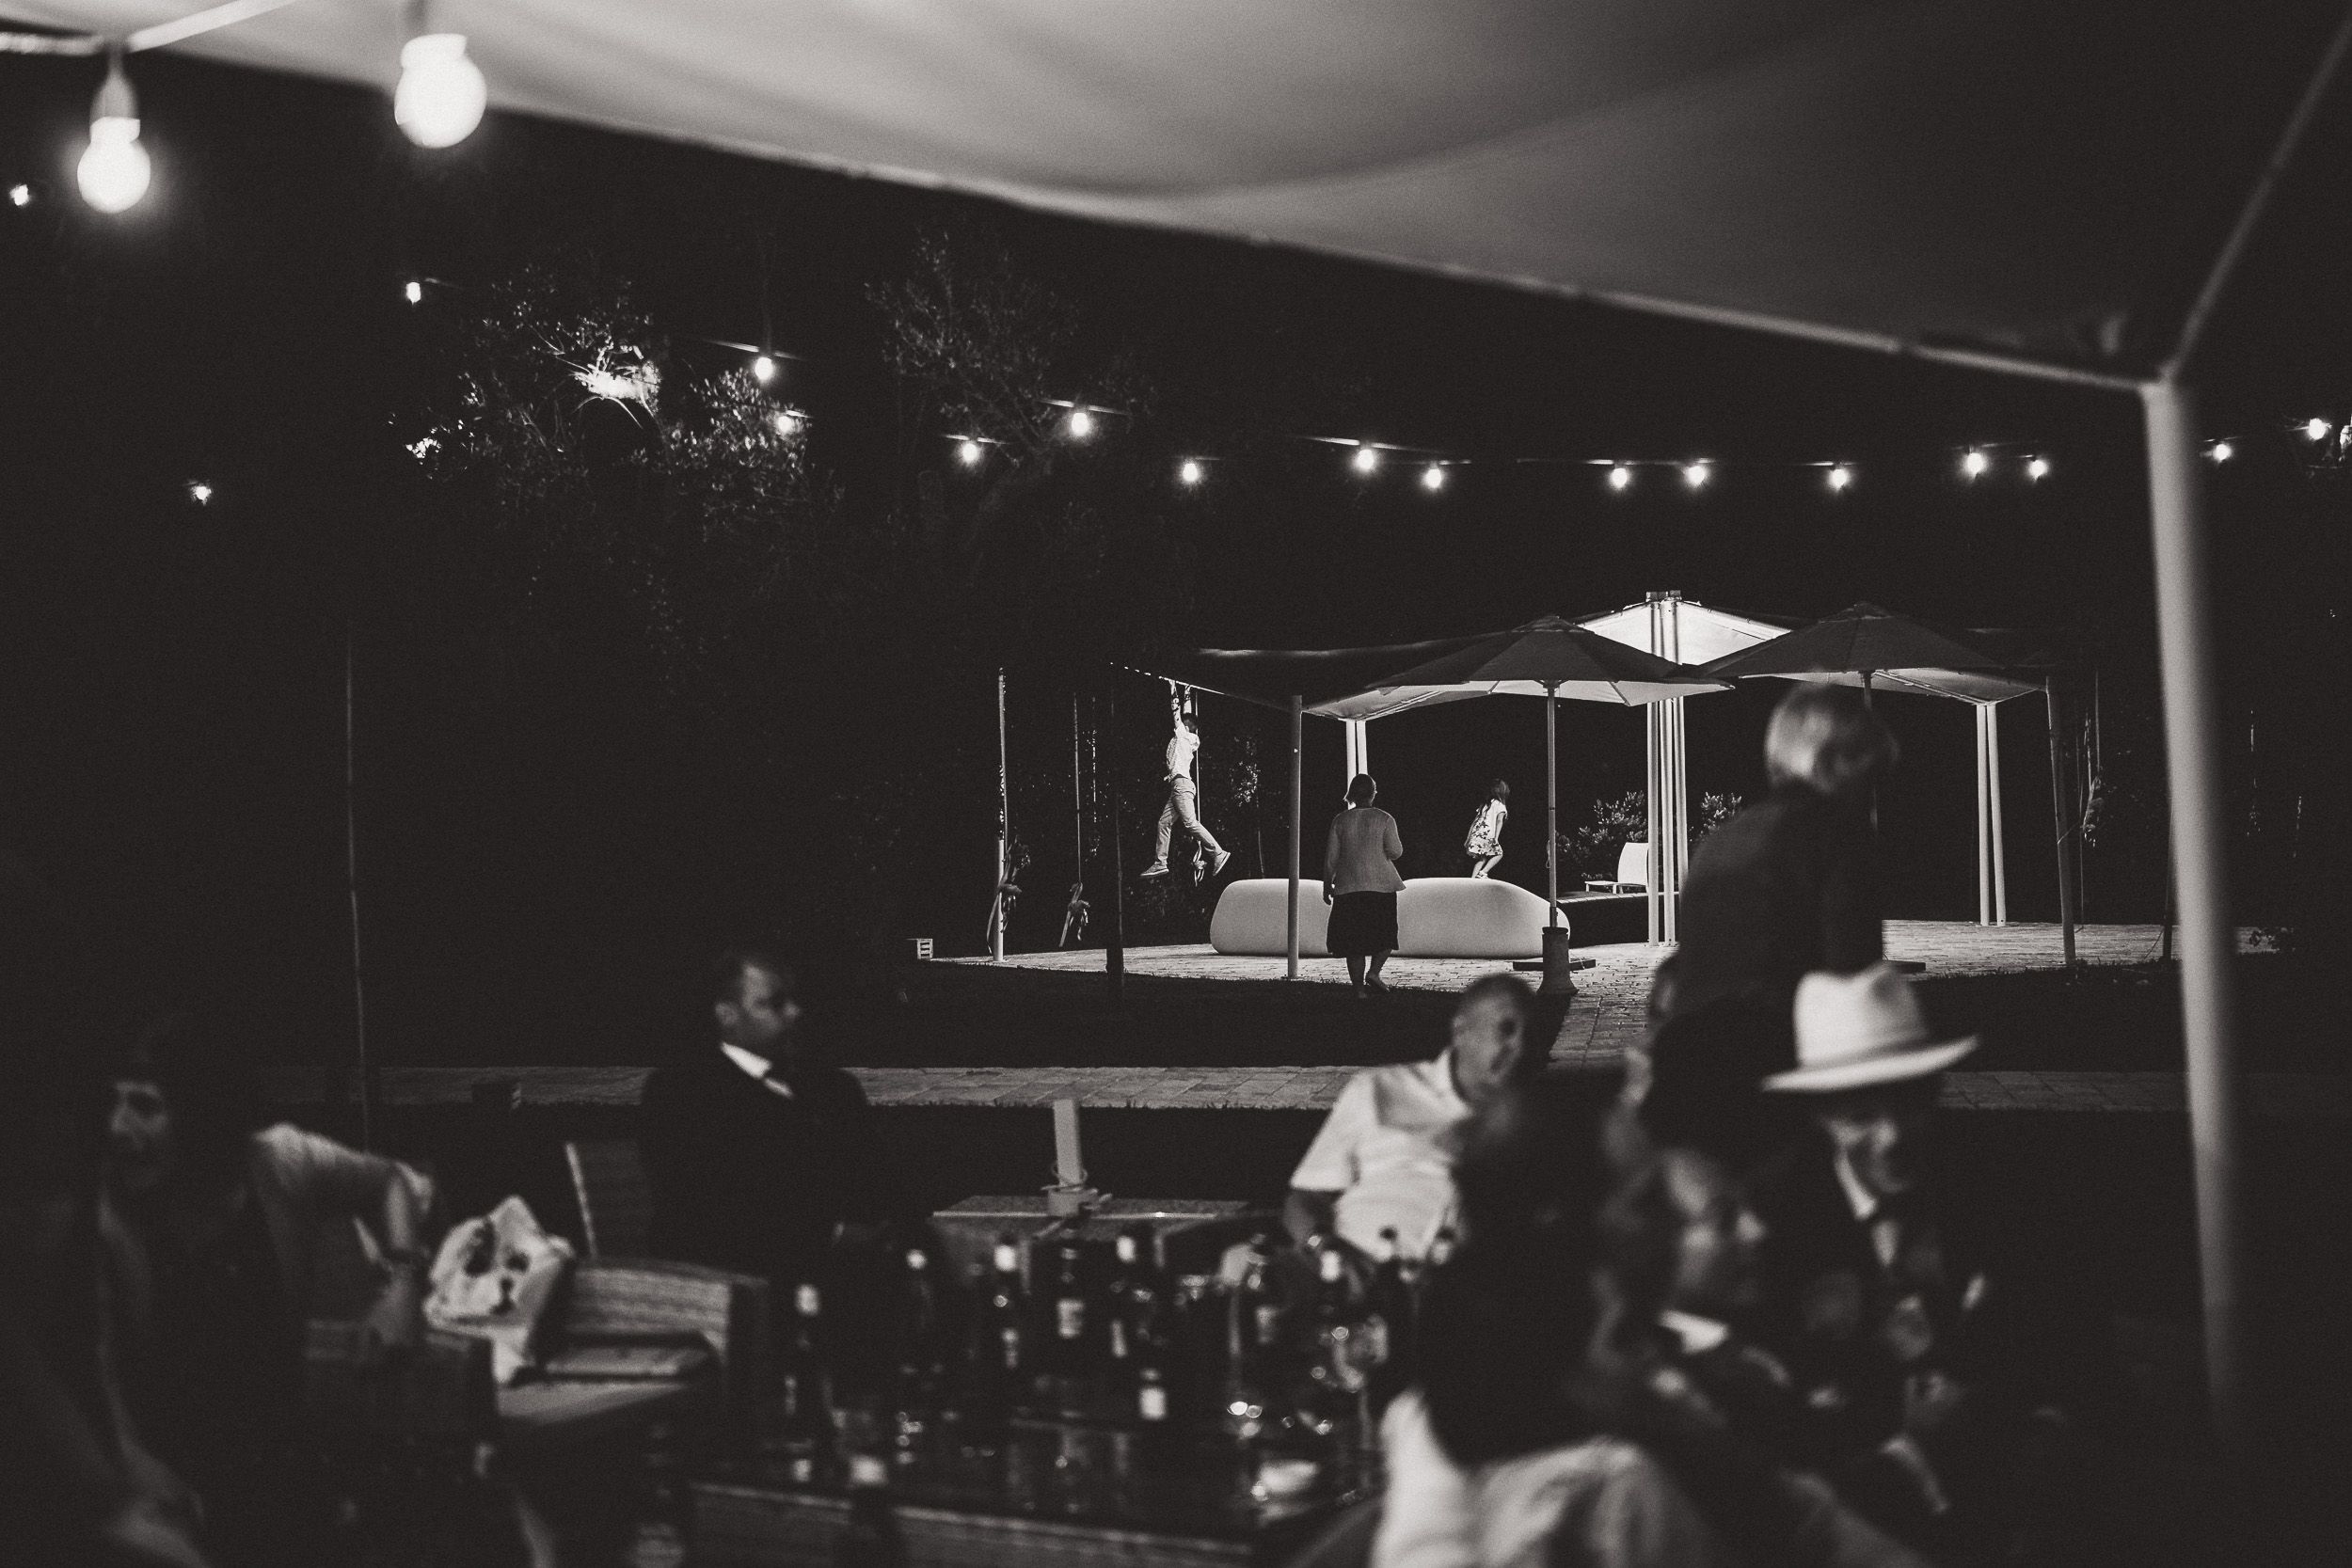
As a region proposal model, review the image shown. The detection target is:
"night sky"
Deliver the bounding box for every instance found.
[3,47,2346,1064]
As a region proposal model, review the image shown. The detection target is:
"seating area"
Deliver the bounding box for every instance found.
[1209,876,1568,959]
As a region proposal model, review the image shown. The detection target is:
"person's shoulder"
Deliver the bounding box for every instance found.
[642,1053,732,1107]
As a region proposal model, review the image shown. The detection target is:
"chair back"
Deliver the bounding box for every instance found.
[556,1258,771,1428]
[1617,840,1651,888]
[565,1137,654,1259]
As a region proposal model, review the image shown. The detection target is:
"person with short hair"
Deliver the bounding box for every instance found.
[640,945,914,1300]
[1284,974,1535,1260]
[1324,772,1406,997]
[1464,778,1510,879]
[1140,685,1230,881]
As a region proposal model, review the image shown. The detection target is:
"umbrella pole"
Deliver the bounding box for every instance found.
[1104,684,1124,1004]
[2144,379,2252,1507]
[1645,702,1661,942]
[1862,671,1880,835]
[1990,705,2010,925]
[1546,684,1560,927]
[1668,698,1686,942]
[1976,705,1993,926]
[2043,679,2077,969]
[994,668,1009,961]
[1288,695,1303,980]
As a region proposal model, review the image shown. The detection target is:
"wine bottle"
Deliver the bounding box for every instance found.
[834,1453,907,1568]
[775,1282,836,1486]
[890,1247,946,1474]
[1038,1239,1098,1415]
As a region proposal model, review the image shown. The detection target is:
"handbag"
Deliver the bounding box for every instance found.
[422,1196,575,1385]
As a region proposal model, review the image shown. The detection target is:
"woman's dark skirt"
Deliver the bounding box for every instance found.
[1327,891,1399,956]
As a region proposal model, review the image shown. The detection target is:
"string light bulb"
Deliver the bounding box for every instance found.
[394,31,488,149]
[2026,456,2050,481]
[1961,449,1989,478]
[2303,417,2331,441]
[1351,444,1380,474]
[2208,441,2234,463]
[1681,461,1709,489]
[1607,465,1632,492]
[404,279,422,304]
[188,483,212,504]
[1826,465,1853,492]
[1068,408,1095,439]
[772,410,802,436]
[1421,464,1446,491]
[752,355,775,384]
[8,184,29,207]
[77,53,151,214]
[958,438,984,467]
[1178,458,1204,486]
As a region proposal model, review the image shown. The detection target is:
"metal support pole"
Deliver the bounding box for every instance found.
[1104,685,1123,1003]
[1976,705,1994,927]
[2044,679,2077,969]
[2143,379,2250,1487]
[1645,703,1662,942]
[1546,684,1561,927]
[344,625,373,1151]
[1990,704,2010,925]
[1666,698,1686,942]
[1288,695,1303,980]
[994,668,1009,961]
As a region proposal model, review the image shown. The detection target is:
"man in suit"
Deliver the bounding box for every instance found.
[639,945,912,1300]
[1747,964,2099,1561]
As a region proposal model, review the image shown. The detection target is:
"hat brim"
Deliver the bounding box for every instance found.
[1762,1035,1978,1094]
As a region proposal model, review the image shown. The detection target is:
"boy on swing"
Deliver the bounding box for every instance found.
[1141,683,1231,882]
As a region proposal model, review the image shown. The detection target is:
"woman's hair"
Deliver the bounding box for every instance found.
[1486,778,1510,801]
[114,1013,265,1188]
[1420,1081,1641,1465]
[1763,682,1899,798]
[1345,773,1377,806]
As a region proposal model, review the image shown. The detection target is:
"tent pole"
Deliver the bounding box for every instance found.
[1545,684,1561,927]
[1990,705,2010,925]
[2044,679,2077,969]
[1288,695,1303,980]
[1976,705,1993,926]
[2144,380,2251,1497]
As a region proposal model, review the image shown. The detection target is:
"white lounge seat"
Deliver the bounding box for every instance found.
[1209,877,1565,959]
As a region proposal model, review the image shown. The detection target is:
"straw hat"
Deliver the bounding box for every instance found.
[1763,963,1977,1093]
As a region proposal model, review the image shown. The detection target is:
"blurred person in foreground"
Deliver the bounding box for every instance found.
[1,1048,209,1568]
[102,1015,431,1566]
[1749,965,2103,1563]
[1639,683,1895,1103]
[1375,1079,1925,1568]
[1284,973,1535,1262]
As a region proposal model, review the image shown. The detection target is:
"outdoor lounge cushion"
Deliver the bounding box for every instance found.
[1210,877,1563,959]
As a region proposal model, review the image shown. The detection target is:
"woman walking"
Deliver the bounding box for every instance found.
[1464,778,1509,878]
[1325,773,1405,997]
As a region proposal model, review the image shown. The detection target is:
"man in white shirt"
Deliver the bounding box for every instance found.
[1140,685,1230,880]
[1283,974,1534,1259]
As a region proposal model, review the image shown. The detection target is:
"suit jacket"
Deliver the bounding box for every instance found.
[639,1052,911,1291]
[1656,786,1882,1051]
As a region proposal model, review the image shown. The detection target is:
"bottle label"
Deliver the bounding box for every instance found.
[787,1455,815,1485]
[1057,1299,1086,1338]
[1108,1320,1130,1360]
[1001,1326,1023,1370]
[1138,1385,1168,1421]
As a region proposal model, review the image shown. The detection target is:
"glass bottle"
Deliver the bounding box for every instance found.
[834,1452,907,1568]
[890,1247,947,1476]
[775,1282,836,1487]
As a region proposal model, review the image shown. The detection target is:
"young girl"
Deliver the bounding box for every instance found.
[1465,778,1509,878]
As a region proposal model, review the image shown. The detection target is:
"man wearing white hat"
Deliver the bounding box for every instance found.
[1747,964,2091,1560]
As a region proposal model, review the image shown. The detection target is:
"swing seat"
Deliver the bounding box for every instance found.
[1209,877,1565,959]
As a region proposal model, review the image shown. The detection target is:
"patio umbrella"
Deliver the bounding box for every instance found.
[1578,594,1797,942]
[1362,617,1730,931]
[1701,604,2086,962]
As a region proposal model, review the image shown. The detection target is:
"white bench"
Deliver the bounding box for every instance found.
[1208,876,1566,958]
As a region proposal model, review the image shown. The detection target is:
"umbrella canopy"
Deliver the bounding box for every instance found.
[1576,597,1798,667]
[1701,602,2018,697]
[8,1,2339,382]
[1361,616,1730,710]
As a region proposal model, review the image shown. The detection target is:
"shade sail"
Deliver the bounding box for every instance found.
[1360,616,1729,710]
[8,1,2343,380]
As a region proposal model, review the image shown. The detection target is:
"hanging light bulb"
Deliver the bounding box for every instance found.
[1681,461,1709,489]
[958,438,984,467]
[1178,458,1204,486]
[77,52,151,214]
[1961,449,1989,478]
[2208,440,2234,463]
[1420,464,1446,491]
[2026,456,2050,481]
[772,409,802,436]
[395,30,488,149]
[1068,407,1095,438]
[752,355,776,385]
[8,184,30,207]
[1351,444,1380,474]
[187,482,212,504]
[404,279,423,304]
[2303,417,2332,441]
[1826,465,1853,492]
[1607,465,1632,492]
